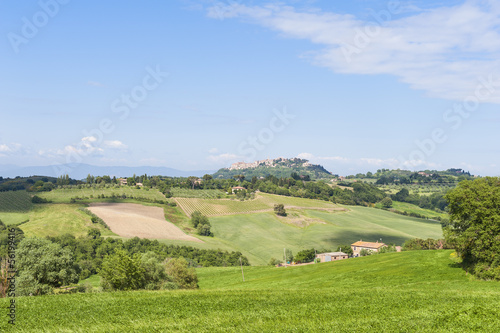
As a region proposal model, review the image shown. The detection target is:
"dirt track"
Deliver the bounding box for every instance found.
[88,203,202,242]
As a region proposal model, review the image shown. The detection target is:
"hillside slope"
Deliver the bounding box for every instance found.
[213,157,333,179]
[2,251,499,332]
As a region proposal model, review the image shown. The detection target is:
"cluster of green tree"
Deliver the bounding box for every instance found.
[99,250,197,291]
[224,175,386,205]
[444,177,500,280]
[346,168,474,184]
[0,176,65,192]
[45,231,247,281]
[68,193,173,206]
[274,204,287,216]
[31,195,51,203]
[8,237,200,296]
[269,246,355,265]
[0,220,25,258]
[190,211,213,237]
[402,238,451,250]
[373,169,473,185]
[212,158,333,180]
[360,245,398,256]
[391,188,448,211]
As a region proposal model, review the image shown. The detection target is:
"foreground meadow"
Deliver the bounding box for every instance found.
[1,251,499,332]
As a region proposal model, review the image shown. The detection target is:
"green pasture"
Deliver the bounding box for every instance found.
[1,251,499,332]
[205,206,442,265]
[37,185,166,203]
[19,204,116,238]
[388,201,447,219]
[0,212,30,225]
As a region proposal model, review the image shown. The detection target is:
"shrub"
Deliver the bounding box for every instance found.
[274,204,287,217]
[165,258,198,289]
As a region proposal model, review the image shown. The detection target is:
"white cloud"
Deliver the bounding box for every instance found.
[298,152,349,162]
[208,147,219,154]
[0,143,23,155]
[297,153,439,171]
[207,1,500,103]
[207,152,242,163]
[54,136,104,158]
[103,140,128,150]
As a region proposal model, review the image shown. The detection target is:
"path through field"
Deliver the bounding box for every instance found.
[88,203,202,242]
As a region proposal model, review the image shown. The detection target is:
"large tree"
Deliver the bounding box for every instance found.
[99,249,145,291]
[444,177,500,280]
[16,238,78,296]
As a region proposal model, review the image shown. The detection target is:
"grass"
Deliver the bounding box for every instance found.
[175,192,338,217]
[37,185,167,203]
[205,207,443,265]
[388,201,447,220]
[1,251,499,332]
[0,212,30,225]
[0,190,33,212]
[19,204,116,238]
[78,275,101,288]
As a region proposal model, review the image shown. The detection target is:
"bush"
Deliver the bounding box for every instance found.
[360,249,373,257]
[99,249,145,291]
[274,204,287,216]
[268,258,282,266]
[165,258,198,289]
[294,249,316,263]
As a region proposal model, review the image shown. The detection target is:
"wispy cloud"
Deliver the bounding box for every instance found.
[207,152,242,163]
[0,143,24,156]
[87,81,105,87]
[103,140,128,150]
[207,0,500,103]
[298,152,440,171]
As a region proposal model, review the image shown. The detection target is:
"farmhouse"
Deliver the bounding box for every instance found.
[231,186,245,193]
[118,178,127,186]
[351,240,386,257]
[315,252,348,263]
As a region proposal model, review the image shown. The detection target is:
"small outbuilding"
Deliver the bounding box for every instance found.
[315,252,348,263]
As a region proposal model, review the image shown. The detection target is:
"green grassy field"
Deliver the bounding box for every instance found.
[175,192,338,217]
[202,206,442,265]
[37,186,167,203]
[19,204,116,238]
[0,212,30,225]
[1,251,499,332]
[388,201,447,219]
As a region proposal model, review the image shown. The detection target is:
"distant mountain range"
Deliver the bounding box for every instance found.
[0,164,214,180]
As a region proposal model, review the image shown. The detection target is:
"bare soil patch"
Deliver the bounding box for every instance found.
[88,203,202,242]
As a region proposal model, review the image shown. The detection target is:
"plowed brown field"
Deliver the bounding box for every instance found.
[88,203,202,242]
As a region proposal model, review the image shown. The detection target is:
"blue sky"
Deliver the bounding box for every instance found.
[0,0,499,176]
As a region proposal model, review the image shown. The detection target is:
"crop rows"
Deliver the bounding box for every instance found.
[170,188,224,199]
[0,190,33,212]
[176,193,337,217]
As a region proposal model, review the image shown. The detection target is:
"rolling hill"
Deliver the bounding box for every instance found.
[2,250,498,332]
[213,157,334,179]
